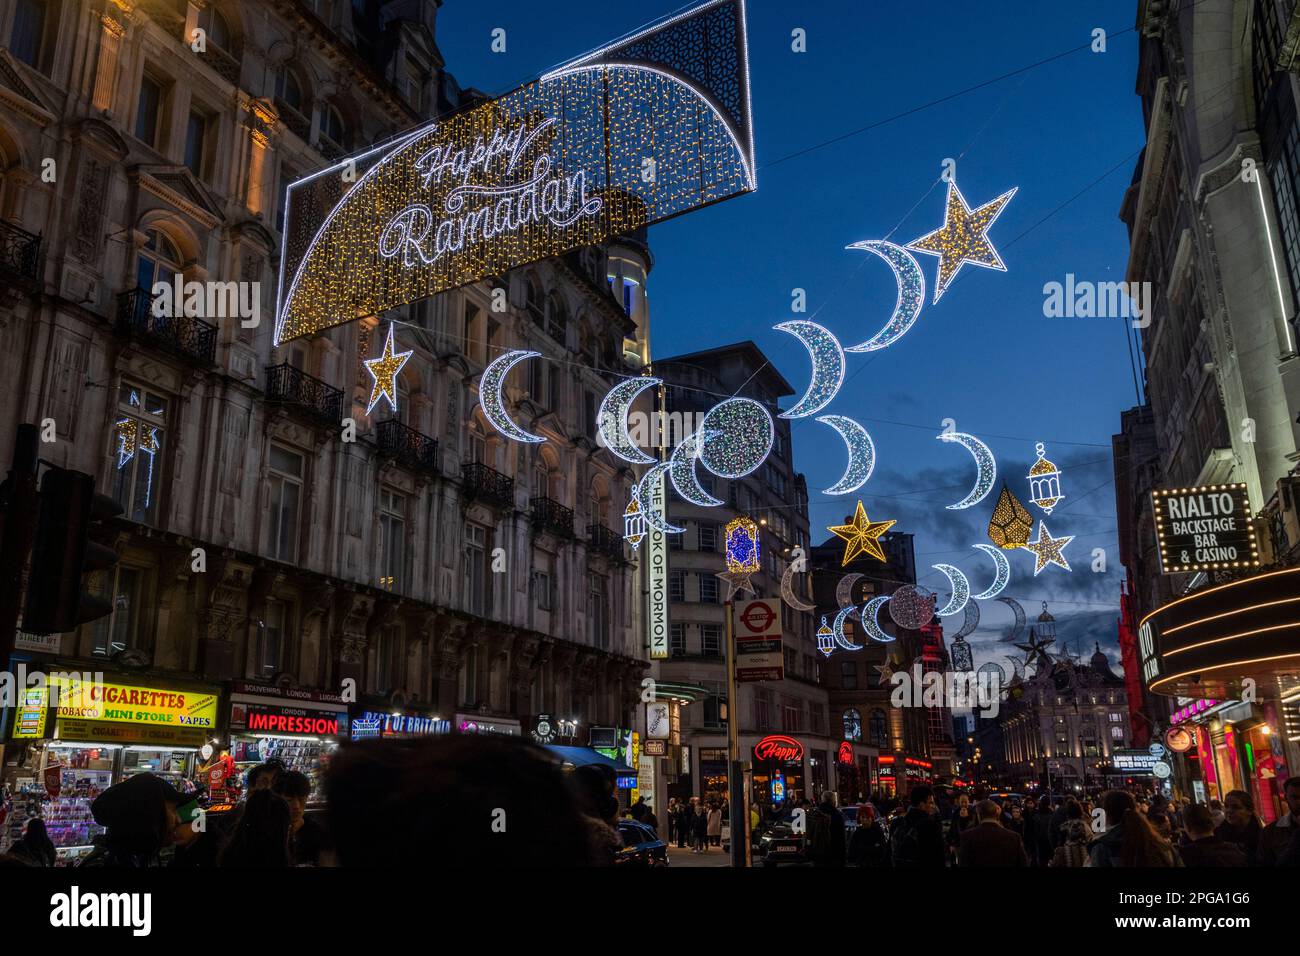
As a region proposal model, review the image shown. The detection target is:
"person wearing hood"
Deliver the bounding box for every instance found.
[79,773,186,868]
[9,818,57,867]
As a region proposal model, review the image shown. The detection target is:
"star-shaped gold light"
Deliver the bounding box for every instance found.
[1022,520,1074,575]
[828,501,896,565]
[907,181,1017,303]
[364,323,413,415]
[716,569,756,603]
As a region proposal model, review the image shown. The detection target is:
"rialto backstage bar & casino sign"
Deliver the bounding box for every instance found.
[1150,483,1259,574]
[274,0,756,345]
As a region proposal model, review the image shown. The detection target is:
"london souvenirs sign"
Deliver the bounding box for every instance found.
[275,0,756,345]
[1150,483,1259,575]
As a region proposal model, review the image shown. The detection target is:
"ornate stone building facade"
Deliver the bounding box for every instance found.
[0,0,649,737]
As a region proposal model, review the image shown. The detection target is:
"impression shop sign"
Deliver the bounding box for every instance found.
[275,0,756,345]
[1138,567,1300,698]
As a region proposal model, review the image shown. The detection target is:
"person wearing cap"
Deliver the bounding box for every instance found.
[79,773,186,868]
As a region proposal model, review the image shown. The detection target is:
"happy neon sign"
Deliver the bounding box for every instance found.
[754,735,804,763]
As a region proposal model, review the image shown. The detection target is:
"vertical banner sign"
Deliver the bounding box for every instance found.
[275,0,757,344]
[734,598,783,683]
[647,470,670,659]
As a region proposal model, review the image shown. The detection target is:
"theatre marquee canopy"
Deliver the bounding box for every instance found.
[1139,567,1300,698]
[275,0,756,345]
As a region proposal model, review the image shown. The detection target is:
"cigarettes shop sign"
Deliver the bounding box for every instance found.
[1151,484,1258,574]
[51,677,218,730]
[274,0,755,345]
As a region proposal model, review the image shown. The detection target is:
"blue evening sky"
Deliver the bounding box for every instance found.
[437,0,1146,670]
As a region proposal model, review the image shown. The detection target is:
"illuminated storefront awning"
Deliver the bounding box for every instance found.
[1139,567,1300,698]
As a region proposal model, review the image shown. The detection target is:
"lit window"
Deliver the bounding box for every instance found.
[111,385,167,525]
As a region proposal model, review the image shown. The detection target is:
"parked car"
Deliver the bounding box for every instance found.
[757,822,809,867]
[614,819,669,867]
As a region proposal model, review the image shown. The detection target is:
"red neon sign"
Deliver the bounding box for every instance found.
[753,735,804,763]
[837,741,854,764]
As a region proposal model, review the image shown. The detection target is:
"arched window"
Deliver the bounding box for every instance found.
[868,709,888,748]
[136,227,182,293]
[319,104,346,149]
[842,709,862,742]
[199,6,233,51]
[525,277,543,325]
[275,67,304,115]
[545,293,567,344]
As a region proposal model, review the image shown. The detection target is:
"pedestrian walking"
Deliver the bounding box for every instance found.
[958,800,1029,866]
[1048,819,1090,867]
[1030,794,1054,865]
[945,793,976,864]
[808,792,846,867]
[707,803,722,847]
[219,788,292,867]
[79,772,187,868]
[1179,804,1247,866]
[666,798,678,844]
[889,785,946,867]
[9,817,57,867]
[847,804,888,867]
[1215,790,1263,865]
[1258,776,1300,866]
[1089,790,1181,867]
[692,804,709,853]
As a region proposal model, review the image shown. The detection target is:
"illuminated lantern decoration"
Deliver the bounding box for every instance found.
[1027,442,1064,514]
[816,616,836,657]
[622,487,646,551]
[724,516,760,573]
[987,481,1033,550]
[950,633,974,672]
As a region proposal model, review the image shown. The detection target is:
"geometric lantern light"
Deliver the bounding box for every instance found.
[987,481,1034,550]
[1026,441,1064,514]
[724,516,761,573]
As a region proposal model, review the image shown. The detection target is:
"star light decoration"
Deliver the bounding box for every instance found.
[987,482,1034,550]
[717,515,761,601]
[1015,628,1057,671]
[907,181,1017,303]
[827,501,896,565]
[1022,520,1075,575]
[363,323,413,415]
[1027,442,1065,514]
[874,660,896,686]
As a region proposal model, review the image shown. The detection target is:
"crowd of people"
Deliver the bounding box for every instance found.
[662,797,725,853]
[797,776,1300,867]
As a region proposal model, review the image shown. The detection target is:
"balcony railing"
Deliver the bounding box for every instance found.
[204,44,242,86]
[531,496,574,538]
[461,462,514,510]
[0,219,41,288]
[376,420,439,475]
[116,288,217,366]
[587,523,624,560]
[264,362,343,425]
[276,100,311,141]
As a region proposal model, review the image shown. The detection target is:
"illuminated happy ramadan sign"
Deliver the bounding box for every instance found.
[275,0,756,345]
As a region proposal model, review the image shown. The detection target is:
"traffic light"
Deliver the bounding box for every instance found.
[22,468,122,635]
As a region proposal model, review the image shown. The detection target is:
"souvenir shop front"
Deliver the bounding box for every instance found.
[0,672,221,864]
[227,682,349,804]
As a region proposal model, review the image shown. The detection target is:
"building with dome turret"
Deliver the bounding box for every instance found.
[977,605,1133,793]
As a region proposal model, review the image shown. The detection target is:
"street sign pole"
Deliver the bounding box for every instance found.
[724,599,747,867]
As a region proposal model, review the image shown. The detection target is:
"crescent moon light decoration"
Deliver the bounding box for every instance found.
[636,462,684,535]
[860,596,894,643]
[816,415,876,495]
[480,350,546,443]
[952,599,980,641]
[780,565,816,612]
[970,544,1011,600]
[832,606,862,651]
[844,240,926,353]
[774,320,845,419]
[1005,655,1026,683]
[596,377,661,464]
[698,398,774,479]
[938,429,996,510]
[997,596,1027,643]
[669,429,724,507]
[835,573,864,616]
[931,564,970,617]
